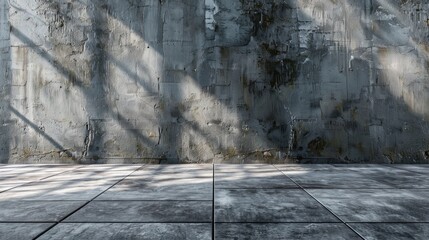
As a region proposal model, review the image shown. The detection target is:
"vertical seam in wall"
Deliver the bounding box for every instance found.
[272,165,367,240]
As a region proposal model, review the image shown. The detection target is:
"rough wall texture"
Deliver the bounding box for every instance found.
[1,0,429,163]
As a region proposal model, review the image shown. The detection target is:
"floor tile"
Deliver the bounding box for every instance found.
[140,165,212,173]
[309,189,429,222]
[128,170,213,180]
[215,223,361,240]
[284,170,393,189]
[347,167,429,189]
[215,164,277,173]
[38,223,211,240]
[390,165,429,175]
[65,201,212,223]
[0,201,84,222]
[0,180,116,201]
[0,164,76,170]
[0,223,53,240]
[74,165,143,172]
[215,171,298,189]
[332,164,390,168]
[349,223,429,240]
[43,171,131,181]
[215,189,339,223]
[0,171,73,182]
[275,164,338,171]
[97,178,212,200]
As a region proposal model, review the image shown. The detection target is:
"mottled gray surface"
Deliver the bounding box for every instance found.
[214,165,299,189]
[0,180,117,201]
[65,201,212,223]
[215,189,339,222]
[0,201,84,222]
[0,164,429,239]
[215,171,298,188]
[344,167,429,189]
[39,223,211,240]
[141,165,214,172]
[309,189,429,222]
[0,223,53,240]
[96,178,213,200]
[275,164,339,171]
[215,223,361,240]
[1,1,429,163]
[95,164,213,200]
[349,223,429,240]
[390,165,429,175]
[215,165,278,172]
[284,169,394,189]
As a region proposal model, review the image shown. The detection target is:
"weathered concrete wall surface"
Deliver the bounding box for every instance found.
[1,0,429,163]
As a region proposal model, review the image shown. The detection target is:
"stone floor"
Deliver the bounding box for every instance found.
[0,164,428,239]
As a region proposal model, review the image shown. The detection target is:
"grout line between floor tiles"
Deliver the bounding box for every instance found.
[273,165,367,240]
[32,164,146,240]
[0,166,86,194]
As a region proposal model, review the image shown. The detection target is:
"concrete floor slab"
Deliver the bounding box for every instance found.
[0,201,84,222]
[42,170,133,181]
[38,223,211,240]
[74,165,143,171]
[0,164,427,239]
[0,166,81,187]
[348,223,429,240]
[332,164,391,168]
[65,201,212,223]
[215,164,277,172]
[140,165,213,172]
[0,170,76,181]
[215,189,339,223]
[215,171,298,189]
[389,165,429,175]
[309,189,429,222]
[284,170,394,189]
[97,178,213,200]
[348,167,429,189]
[275,164,338,171]
[215,223,361,239]
[97,178,212,200]
[0,180,116,201]
[0,223,54,240]
[128,170,213,180]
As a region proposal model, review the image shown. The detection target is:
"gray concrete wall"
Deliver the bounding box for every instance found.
[1,0,429,163]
